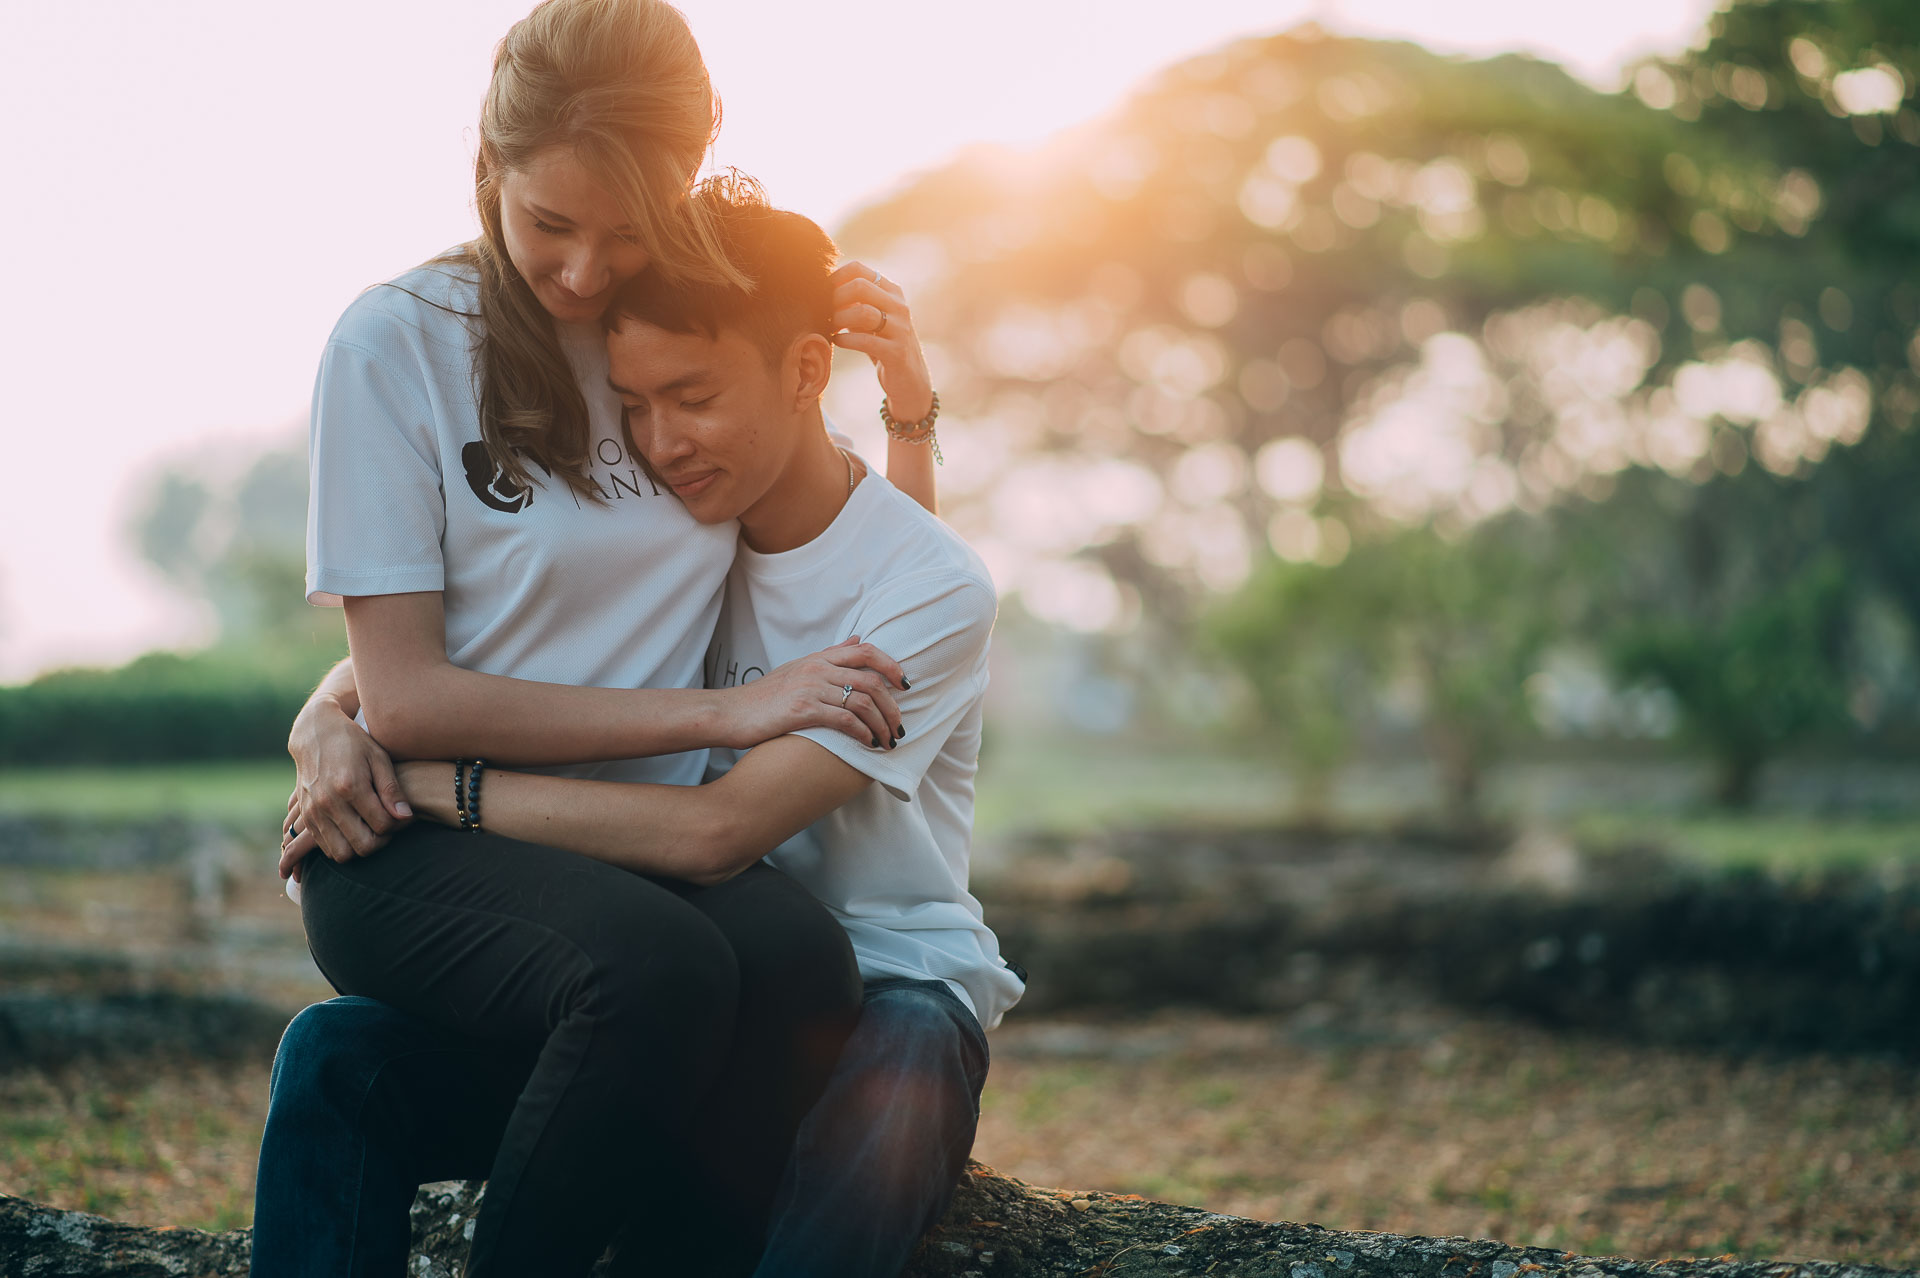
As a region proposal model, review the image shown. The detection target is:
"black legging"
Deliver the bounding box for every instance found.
[298,821,863,1278]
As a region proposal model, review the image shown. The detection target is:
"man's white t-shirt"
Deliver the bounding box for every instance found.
[305,258,736,790]
[704,469,1026,1030]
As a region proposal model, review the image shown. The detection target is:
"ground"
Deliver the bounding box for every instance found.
[2,1008,1913,1269]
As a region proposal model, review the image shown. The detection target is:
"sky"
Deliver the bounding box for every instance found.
[0,0,1716,681]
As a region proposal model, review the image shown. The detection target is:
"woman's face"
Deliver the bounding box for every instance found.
[498,146,651,325]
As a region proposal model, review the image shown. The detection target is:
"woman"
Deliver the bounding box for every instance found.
[253,2,947,1275]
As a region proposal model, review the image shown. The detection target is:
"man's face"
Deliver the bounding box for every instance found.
[606,320,797,524]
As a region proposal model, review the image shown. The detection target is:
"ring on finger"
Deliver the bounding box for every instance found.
[874,310,888,336]
[840,684,855,707]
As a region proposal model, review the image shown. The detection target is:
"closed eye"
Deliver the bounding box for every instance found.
[532,217,566,236]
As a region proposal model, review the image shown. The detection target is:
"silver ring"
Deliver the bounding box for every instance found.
[840,684,855,707]
[874,310,888,336]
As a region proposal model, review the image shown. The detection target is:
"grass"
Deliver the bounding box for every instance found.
[0,1057,265,1232]
[1,748,1917,878]
[0,761,293,826]
[1568,810,1920,875]
[973,1011,1920,1268]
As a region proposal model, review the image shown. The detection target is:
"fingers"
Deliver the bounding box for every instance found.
[845,679,904,747]
[301,810,358,865]
[832,279,905,332]
[826,640,908,691]
[368,751,415,821]
[829,261,904,303]
[830,329,888,359]
[278,828,317,880]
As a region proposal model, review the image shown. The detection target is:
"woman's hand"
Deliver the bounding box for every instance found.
[724,636,908,751]
[279,694,413,882]
[829,261,932,424]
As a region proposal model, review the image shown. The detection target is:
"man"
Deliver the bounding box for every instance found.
[254,178,1022,1278]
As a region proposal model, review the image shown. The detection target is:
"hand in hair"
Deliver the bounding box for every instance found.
[829,262,932,424]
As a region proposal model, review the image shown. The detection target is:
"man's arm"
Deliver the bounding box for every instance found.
[391,736,871,886]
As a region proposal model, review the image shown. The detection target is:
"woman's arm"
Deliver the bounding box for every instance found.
[829,261,939,515]
[283,596,906,869]
[345,592,903,762]
[377,736,871,887]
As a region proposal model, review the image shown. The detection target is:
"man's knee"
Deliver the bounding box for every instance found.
[268,996,439,1107]
[835,984,987,1120]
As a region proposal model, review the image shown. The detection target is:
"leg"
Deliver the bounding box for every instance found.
[605,863,864,1278]
[249,996,539,1278]
[299,824,742,1278]
[751,979,991,1278]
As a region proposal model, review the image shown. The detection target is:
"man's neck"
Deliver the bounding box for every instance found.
[737,411,860,554]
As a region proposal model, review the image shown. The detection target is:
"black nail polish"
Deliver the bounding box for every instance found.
[870,735,880,748]
[899,678,911,690]
[894,724,904,740]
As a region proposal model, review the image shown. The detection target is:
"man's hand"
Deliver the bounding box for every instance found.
[281,694,413,882]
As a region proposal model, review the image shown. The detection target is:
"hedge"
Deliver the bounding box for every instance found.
[0,648,341,765]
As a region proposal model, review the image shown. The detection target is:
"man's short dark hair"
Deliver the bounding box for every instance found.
[604,171,837,364]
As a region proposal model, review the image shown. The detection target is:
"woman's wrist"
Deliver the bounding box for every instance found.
[397,760,458,824]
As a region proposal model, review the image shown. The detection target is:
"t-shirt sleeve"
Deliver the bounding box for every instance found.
[793,572,996,801]
[305,334,448,606]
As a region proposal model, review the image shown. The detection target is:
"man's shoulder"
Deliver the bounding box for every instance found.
[844,489,997,657]
[857,481,996,605]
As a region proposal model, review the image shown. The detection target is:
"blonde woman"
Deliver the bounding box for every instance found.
[252,2,951,1275]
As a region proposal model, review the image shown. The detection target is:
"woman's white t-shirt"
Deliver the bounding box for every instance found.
[703,473,1026,1030]
[305,258,737,788]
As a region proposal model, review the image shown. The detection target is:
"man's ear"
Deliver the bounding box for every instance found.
[788,332,833,406]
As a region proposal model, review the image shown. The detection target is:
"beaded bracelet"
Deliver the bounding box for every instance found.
[465,759,487,833]
[453,760,468,830]
[879,390,943,465]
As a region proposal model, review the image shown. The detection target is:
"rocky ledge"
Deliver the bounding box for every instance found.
[4,1163,1912,1278]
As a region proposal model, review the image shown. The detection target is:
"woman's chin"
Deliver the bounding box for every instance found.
[538,285,608,324]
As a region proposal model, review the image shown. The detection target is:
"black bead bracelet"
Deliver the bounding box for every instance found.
[465,759,486,833]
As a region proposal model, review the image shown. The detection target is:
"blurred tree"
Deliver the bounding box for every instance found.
[834,0,1920,803]
[1210,515,1560,823]
[1554,465,1858,805]
[131,442,339,652]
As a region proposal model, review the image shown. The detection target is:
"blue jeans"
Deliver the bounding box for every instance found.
[250,978,990,1278]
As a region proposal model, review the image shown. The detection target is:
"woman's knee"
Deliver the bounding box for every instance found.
[693,868,862,1017]
[567,890,743,1047]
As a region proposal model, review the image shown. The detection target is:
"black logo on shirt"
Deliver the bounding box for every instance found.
[462,441,537,513]
[462,438,664,513]
[704,639,766,689]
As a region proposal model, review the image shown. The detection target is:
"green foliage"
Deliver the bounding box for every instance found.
[0,645,341,766]
[1612,555,1852,805]
[132,442,337,649]
[834,0,1920,806]
[1208,517,1561,819]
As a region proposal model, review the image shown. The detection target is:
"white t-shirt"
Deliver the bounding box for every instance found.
[704,470,1026,1030]
[305,257,737,789]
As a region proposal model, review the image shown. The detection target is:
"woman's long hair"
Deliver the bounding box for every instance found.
[454,0,746,501]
